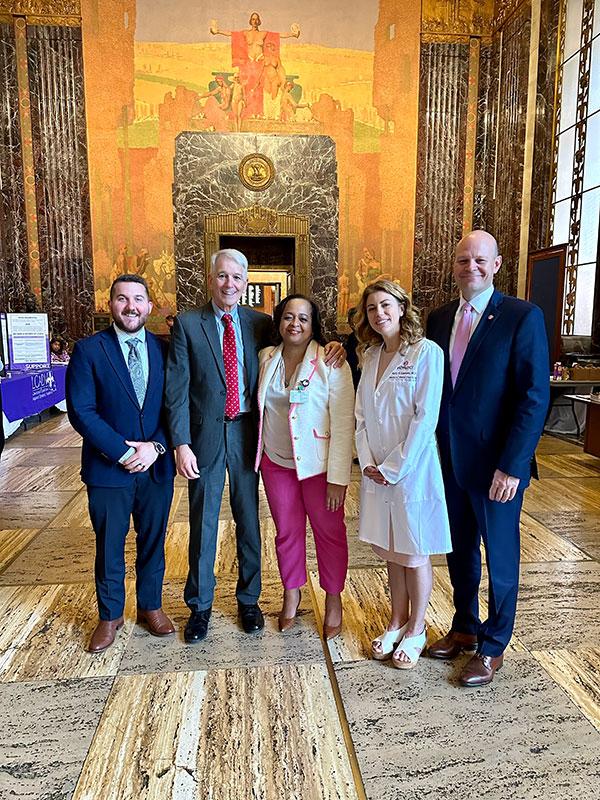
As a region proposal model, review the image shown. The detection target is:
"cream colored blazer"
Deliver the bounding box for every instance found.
[255,340,354,485]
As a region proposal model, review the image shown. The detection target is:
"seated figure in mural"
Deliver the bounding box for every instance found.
[210,12,300,118]
[280,80,310,123]
[199,73,232,132]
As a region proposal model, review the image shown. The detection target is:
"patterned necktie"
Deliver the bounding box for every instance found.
[222,314,240,418]
[126,338,146,406]
[450,302,473,387]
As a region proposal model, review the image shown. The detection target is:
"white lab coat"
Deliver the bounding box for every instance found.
[355,338,451,556]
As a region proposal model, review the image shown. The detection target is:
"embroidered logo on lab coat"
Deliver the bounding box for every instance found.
[389,359,416,383]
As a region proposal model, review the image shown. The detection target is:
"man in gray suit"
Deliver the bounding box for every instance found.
[166,248,343,643]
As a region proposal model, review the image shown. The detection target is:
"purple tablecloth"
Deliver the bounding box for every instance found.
[0,367,67,422]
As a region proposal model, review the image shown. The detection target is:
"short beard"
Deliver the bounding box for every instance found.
[113,315,145,334]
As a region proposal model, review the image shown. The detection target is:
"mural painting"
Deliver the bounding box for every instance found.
[82,1,418,327]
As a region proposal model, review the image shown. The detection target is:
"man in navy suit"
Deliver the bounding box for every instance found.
[426,230,549,686]
[66,275,176,653]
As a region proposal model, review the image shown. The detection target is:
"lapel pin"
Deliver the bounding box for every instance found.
[488,315,494,320]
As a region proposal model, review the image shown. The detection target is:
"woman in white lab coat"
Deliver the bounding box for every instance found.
[355,280,451,669]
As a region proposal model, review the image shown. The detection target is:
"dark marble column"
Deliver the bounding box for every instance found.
[486,5,532,297]
[413,41,470,317]
[26,24,94,340]
[0,22,29,313]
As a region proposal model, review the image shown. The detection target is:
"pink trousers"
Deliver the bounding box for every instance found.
[260,453,348,593]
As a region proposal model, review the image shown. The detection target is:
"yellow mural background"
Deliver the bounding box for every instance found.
[81,1,421,326]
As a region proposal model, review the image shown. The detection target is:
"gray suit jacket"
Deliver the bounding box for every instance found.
[165,302,272,468]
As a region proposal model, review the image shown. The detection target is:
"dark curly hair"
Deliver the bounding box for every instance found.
[272,294,327,346]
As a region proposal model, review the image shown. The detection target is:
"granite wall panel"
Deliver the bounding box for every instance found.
[27,24,93,339]
[413,41,470,317]
[487,5,532,296]
[0,22,29,313]
[173,132,339,335]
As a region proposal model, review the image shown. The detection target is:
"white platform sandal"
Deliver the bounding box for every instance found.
[371,622,408,661]
[392,626,427,670]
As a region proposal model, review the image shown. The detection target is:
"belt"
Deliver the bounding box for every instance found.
[224,412,251,423]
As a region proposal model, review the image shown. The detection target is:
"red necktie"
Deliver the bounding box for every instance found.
[450,302,473,387]
[222,314,240,418]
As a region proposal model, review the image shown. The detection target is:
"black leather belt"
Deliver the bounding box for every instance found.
[224,412,251,423]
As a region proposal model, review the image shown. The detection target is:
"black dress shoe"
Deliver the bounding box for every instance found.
[238,602,264,633]
[184,608,211,643]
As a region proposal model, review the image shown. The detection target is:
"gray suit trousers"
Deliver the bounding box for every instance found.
[185,414,261,611]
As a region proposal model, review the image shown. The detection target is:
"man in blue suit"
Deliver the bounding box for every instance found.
[426,230,549,686]
[67,275,176,653]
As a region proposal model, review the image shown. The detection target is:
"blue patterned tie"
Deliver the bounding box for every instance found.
[126,338,146,406]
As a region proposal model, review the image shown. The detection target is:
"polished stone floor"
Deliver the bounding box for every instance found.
[0,413,599,799]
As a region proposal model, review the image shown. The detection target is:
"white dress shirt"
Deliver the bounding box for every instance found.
[448,284,495,359]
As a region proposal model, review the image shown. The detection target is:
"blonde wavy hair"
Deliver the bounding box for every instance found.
[355,279,423,361]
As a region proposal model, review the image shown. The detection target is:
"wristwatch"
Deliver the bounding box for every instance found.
[152,441,166,455]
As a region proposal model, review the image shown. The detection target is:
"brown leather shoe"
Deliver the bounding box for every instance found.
[428,630,478,659]
[88,617,124,653]
[460,652,504,687]
[137,608,175,637]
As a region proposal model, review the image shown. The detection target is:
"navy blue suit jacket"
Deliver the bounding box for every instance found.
[66,326,175,487]
[426,290,549,493]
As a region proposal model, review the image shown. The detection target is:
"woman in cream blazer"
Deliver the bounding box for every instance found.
[355,280,451,669]
[255,295,354,638]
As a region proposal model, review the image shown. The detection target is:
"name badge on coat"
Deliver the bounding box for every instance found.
[389,359,416,383]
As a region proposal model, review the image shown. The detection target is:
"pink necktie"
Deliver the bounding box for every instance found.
[222,314,240,418]
[450,303,473,386]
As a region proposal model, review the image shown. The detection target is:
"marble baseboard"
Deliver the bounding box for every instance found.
[334,654,600,800]
[73,663,357,800]
[0,676,112,800]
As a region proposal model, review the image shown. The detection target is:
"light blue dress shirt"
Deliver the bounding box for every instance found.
[211,300,250,413]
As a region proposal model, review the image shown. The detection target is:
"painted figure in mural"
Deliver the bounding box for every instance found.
[200,74,232,111]
[338,271,350,318]
[426,230,549,687]
[355,247,382,296]
[199,73,232,132]
[210,12,300,118]
[262,40,286,118]
[230,71,246,132]
[280,80,310,123]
